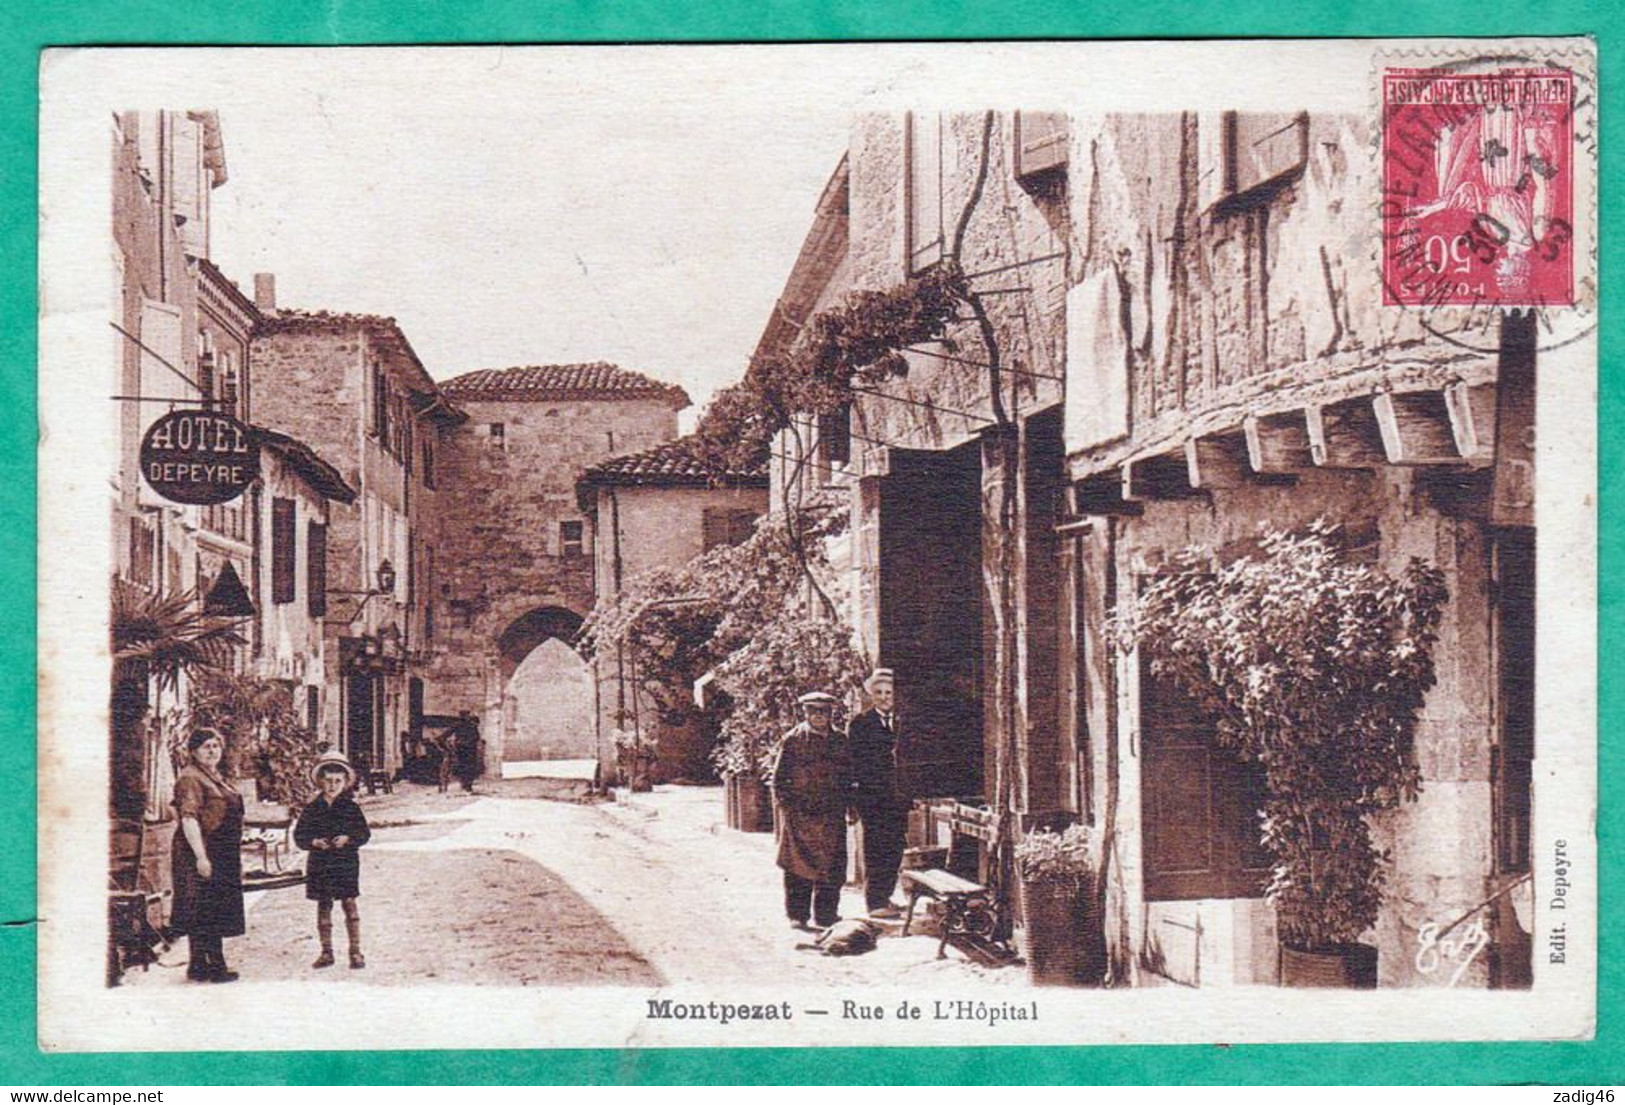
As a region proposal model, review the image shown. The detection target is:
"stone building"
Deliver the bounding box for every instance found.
[834,110,1069,829]
[249,428,357,734]
[576,436,769,781]
[1061,111,1534,989]
[110,110,233,824]
[249,295,463,779]
[109,112,356,936]
[429,364,690,772]
[766,109,1531,989]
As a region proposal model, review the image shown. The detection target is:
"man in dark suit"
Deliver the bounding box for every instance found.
[848,668,907,918]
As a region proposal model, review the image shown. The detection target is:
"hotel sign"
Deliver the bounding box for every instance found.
[139,411,259,505]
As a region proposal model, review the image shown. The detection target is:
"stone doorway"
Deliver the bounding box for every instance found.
[495,606,592,772]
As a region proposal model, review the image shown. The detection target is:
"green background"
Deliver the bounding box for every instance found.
[2,0,1617,1086]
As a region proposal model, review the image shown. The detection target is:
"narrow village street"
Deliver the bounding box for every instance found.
[128,783,1033,991]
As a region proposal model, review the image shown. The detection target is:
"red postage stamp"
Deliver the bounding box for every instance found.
[1382,66,1575,308]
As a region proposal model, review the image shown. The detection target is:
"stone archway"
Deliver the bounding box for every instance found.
[495,606,593,767]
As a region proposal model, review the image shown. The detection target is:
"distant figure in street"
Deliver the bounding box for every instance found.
[169,727,245,983]
[767,691,850,931]
[452,711,483,793]
[849,668,907,918]
[294,752,372,969]
[436,726,456,794]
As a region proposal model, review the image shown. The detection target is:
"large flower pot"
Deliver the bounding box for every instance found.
[1020,878,1091,987]
[724,773,772,833]
[1279,942,1378,988]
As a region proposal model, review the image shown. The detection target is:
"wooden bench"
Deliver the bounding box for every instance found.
[242,801,294,875]
[900,867,994,959]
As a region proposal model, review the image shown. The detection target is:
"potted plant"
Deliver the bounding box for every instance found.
[1116,522,1448,987]
[714,727,774,833]
[710,613,866,820]
[1014,823,1102,986]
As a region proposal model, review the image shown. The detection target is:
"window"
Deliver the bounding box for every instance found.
[307,520,328,618]
[305,685,320,734]
[702,508,760,552]
[818,404,852,469]
[421,437,436,488]
[905,112,944,274]
[220,354,239,419]
[1013,111,1068,185]
[128,517,155,588]
[271,498,296,605]
[487,422,506,450]
[559,519,585,558]
[1139,661,1271,901]
[1206,111,1309,211]
[372,365,390,442]
[197,332,216,410]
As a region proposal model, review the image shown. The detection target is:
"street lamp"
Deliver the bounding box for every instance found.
[332,558,400,626]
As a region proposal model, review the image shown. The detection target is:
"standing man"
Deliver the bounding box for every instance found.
[767,691,850,931]
[452,710,482,793]
[849,668,907,918]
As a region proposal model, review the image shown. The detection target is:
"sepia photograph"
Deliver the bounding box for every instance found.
[36,40,1598,1051]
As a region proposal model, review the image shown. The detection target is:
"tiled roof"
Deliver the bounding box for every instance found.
[577,435,768,493]
[439,363,690,408]
[256,309,441,398]
[254,426,357,504]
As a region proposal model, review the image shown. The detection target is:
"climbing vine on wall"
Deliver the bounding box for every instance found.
[580,500,866,780]
[691,263,970,474]
[1113,522,1449,952]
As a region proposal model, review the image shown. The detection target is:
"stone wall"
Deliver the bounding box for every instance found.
[1063,113,1510,988]
[1092,469,1494,988]
[1064,112,1495,474]
[250,321,438,771]
[588,482,768,780]
[428,396,681,767]
[844,111,1070,814]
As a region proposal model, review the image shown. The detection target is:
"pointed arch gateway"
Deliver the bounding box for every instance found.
[495,605,594,767]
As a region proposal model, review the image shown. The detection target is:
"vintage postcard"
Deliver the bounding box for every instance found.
[37,40,1597,1050]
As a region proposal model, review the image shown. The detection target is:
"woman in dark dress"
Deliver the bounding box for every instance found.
[169,727,245,983]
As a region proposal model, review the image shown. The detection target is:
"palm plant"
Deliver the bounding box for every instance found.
[109,576,246,817]
[111,577,246,693]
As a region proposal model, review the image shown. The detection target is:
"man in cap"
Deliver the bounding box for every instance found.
[767,691,851,930]
[848,668,907,918]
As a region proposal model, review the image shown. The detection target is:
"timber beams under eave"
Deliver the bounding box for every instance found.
[1068,379,1494,511]
[1307,399,1387,468]
[1444,381,1498,465]
[1244,413,1313,476]
[1125,451,1205,501]
[1184,433,1251,490]
[1073,470,1143,516]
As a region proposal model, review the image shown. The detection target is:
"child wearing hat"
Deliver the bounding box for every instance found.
[294,752,372,969]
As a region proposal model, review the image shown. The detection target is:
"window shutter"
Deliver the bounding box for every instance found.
[1064,271,1131,452]
[701,508,728,552]
[271,498,296,604]
[818,405,851,467]
[138,299,186,407]
[1014,111,1068,181]
[907,112,944,273]
[307,520,328,617]
[1140,663,1270,901]
[1232,112,1308,195]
